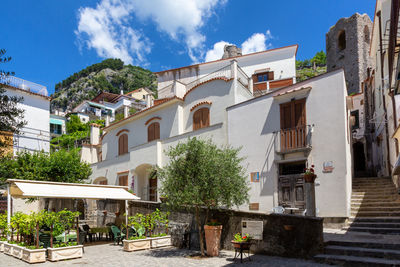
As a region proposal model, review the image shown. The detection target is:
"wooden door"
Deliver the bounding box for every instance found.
[149,178,157,202]
[280,99,306,151]
[278,162,306,213]
[118,175,128,186]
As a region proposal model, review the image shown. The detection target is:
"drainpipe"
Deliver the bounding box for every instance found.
[231,59,238,103]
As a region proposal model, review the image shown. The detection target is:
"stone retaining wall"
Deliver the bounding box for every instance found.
[129,201,323,258]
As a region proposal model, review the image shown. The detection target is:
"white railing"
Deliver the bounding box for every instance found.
[185,64,232,92]
[157,83,174,98]
[0,75,48,96]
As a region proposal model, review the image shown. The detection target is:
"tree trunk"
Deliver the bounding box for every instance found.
[50,224,53,248]
[195,206,205,256]
[36,223,39,249]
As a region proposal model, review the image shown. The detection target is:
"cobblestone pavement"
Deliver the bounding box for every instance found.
[0,244,334,267]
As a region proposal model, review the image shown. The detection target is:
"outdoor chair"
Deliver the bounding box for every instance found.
[82,224,95,242]
[111,225,125,245]
[39,233,51,248]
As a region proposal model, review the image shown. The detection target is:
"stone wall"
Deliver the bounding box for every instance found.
[129,201,324,259]
[326,13,373,94]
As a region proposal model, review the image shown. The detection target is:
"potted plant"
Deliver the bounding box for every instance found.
[0,212,8,252]
[149,209,171,248]
[10,212,27,259]
[204,221,223,256]
[47,210,83,262]
[231,233,251,250]
[304,165,317,183]
[20,211,47,263]
[123,213,150,252]
[157,138,250,257]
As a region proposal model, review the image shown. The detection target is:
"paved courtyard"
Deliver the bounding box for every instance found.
[0,244,335,267]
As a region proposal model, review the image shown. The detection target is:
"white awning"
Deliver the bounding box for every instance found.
[6,179,140,200]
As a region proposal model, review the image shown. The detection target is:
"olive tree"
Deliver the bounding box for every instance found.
[158,137,249,256]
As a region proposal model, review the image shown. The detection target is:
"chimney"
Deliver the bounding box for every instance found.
[90,123,100,145]
[124,105,129,118]
[145,94,151,108]
[222,45,242,59]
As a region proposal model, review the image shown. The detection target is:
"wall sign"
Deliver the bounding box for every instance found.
[323,161,334,173]
[242,220,263,240]
[250,172,259,182]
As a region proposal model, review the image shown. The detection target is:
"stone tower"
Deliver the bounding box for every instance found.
[222,45,242,59]
[326,13,373,94]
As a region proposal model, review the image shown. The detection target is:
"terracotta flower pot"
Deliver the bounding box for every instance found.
[304,173,317,183]
[204,225,222,257]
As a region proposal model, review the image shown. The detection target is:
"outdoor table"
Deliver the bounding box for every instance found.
[232,241,252,263]
[285,207,300,214]
[89,227,110,241]
[55,232,77,243]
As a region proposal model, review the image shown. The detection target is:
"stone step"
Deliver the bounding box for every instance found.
[352,191,398,195]
[349,216,400,223]
[351,202,400,207]
[351,206,400,212]
[344,226,400,234]
[349,222,400,228]
[326,240,400,250]
[324,245,400,260]
[352,184,394,188]
[351,211,400,217]
[351,197,400,202]
[314,254,400,266]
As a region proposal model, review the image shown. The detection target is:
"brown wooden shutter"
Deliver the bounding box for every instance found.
[119,175,128,186]
[193,110,201,130]
[148,123,154,142]
[201,108,209,128]
[99,180,108,185]
[119,134,128,155]
[267,71,274,80]
[154,122,160,140]
[124,134,128,154]
[118,135,123,155]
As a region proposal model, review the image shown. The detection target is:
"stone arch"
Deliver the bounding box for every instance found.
[135,164,157,201]
[338,30,346,50]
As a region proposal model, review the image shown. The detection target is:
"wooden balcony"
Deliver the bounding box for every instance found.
[276,125,312,154]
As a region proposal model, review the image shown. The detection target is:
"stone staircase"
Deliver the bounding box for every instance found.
[315,177,400,266]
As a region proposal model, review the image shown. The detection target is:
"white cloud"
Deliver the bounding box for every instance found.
[205,41,232,62]
[241,31,273,55]
[76,0,226,65]
[75,0,151,65]
[204,30,273,62]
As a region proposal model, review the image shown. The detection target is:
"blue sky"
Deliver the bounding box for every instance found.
[1,0,375,96]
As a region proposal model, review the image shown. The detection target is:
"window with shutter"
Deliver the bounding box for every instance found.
[193,108,210,131]
[118,134,128,155]
[118,175,128,186]
[148,122,160,142]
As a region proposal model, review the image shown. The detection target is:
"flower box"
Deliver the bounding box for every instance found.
[150,235,172,248]
[12,244,24,259]
[3,242,13,255]
[231,241,251,250]
[22,247,46,264]
[123,238,151,252]
[0,240,5,252]
[47,245,83,261]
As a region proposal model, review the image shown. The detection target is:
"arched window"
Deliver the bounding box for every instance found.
[148,122,160,142]
[338,30,346,50]
[193,108,210,131]
[118,134,128,155]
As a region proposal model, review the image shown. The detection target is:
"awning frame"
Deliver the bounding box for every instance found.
[5,179,140,241]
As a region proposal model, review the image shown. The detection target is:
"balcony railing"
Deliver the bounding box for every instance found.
[0,75,48,96]
[275,125,312,153]
[186,64,232,92]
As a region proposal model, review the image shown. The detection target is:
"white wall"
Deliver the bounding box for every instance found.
[227,70,351,217]
[4,87,50,153]
[157,45,297,98]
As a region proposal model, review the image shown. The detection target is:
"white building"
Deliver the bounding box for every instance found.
[72,91,147,125]
[0,76,50,154]
[87,45,352,221]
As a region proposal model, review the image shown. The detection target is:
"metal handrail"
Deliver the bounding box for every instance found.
[0,76,48,96]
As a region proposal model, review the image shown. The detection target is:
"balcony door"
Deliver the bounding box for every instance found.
[279,98,306,151]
